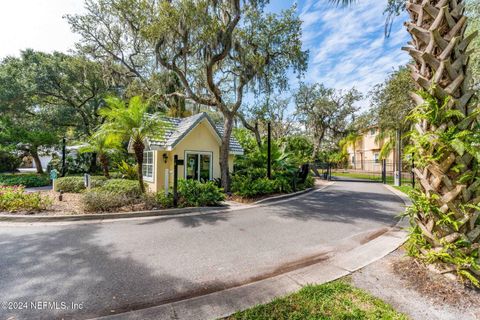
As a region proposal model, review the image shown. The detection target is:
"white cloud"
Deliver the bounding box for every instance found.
[0,0,84,59]
[299,0,411,110]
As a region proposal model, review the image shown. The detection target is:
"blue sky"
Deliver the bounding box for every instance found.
[268,0,411,108]
[0,0,411,109]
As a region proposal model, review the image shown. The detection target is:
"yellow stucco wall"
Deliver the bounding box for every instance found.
[144,119,236,193]
[345,127,394,170]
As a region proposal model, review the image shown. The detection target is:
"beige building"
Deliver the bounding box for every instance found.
[129,113,243,192]
[346,126,394,171]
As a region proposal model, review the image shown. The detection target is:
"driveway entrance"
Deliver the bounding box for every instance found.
[0,180,404,320]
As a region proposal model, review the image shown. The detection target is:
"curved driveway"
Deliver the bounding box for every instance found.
[0,180,404,320]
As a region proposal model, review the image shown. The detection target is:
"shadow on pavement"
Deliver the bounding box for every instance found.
[136,210,230,228]
[0,226,201,319]
[271,182,403,226]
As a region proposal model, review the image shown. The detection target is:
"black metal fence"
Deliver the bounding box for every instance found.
[312,159,416,187]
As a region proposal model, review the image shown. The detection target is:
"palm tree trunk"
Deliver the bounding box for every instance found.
[99,153,110,179]
[132,140,146,194]
[89,152,98,174]
[405,0,479,283]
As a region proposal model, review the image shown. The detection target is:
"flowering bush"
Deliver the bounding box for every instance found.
[0,186,52,213]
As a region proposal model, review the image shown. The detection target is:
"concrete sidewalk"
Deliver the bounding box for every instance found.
[24,185,52,193]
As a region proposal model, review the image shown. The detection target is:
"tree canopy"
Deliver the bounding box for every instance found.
[294,83,361,159]
[68,0,308,190]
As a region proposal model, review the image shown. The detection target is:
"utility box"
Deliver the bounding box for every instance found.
[84,174,91,189]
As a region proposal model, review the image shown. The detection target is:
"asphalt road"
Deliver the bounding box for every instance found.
[0,180,404,320]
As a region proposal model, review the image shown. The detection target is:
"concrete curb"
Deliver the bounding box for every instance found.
[92,183,408,320]
[0,185,328,224]
[383,184,412,206]
[93,226,408,320]
[0,206,224,223]
[383,184,412,230]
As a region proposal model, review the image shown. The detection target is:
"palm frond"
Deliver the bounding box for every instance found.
[328,0,357,5]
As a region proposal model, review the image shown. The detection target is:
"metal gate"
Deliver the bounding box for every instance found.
[313,159,416,187]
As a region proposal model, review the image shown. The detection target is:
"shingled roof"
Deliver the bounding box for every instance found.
[146,112,244,155]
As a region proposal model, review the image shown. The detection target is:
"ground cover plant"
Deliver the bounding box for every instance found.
[54,176,107,193]
[0,186,51,213]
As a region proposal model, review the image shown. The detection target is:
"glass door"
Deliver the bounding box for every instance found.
[199,154,211,181]
[185,152,212,181]
[186,153,199,180]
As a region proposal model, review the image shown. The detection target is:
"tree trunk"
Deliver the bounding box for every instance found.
[132,140,146,194]
[98,153,110,179]
[253,122,262,149]
[30,147,44,174]
[237,113,262,149]
[89,152,98,174]
[311,140,319,160]
[220,115,234,192]
[311,130,325,161]
[405,0,479,283]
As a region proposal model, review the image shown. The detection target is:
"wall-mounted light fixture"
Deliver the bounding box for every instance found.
[163,153,168,164]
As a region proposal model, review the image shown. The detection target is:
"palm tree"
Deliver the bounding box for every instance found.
[336,0,480,284]
[98,96,167,193]
[340,132,362,169]
[79,133,120,179]
[403,0,479,285]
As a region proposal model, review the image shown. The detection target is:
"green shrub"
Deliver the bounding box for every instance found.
[231,176,277,198]
[232,172,316,198]
[0,151,21,173]
[116,160,138,180]
[0,174,50,187]
[177,179,225,207]
[48,153,95,175]
[272,176,293,194]
[151,192,174,208]
[100,179,142,198]
[82,190,135,213]
[297,175,315,190]
[54,176,107,193]
[0,186,52,212]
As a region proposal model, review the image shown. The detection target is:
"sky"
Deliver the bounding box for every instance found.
[0,0,411,108]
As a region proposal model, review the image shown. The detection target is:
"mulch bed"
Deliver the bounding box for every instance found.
[351,248,480,319]
[0,191,152,216]
[393,253,480,309]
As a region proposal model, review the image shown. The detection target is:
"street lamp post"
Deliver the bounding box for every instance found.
[267,122,271,180]
[61,137,66,177]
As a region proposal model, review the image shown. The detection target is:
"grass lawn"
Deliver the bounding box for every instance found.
[392,185,413,195]
[331,171,392,183]
[226,280,407,320]
[331,172,417,195]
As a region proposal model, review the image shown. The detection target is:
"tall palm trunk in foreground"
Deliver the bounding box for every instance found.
[403,0,480,284]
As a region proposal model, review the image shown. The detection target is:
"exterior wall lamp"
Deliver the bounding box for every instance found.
[163,153,168,164]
